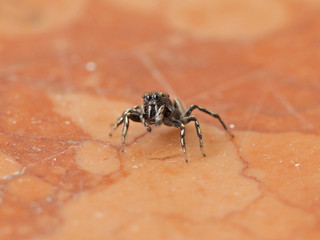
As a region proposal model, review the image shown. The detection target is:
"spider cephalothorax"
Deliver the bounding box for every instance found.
[109,91,234,163]
[142,92,172,126]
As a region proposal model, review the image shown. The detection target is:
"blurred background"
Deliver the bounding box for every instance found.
[1,0,320,133]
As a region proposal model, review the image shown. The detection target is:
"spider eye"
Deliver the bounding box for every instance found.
[145,94,151,101]
[153,93,160,100]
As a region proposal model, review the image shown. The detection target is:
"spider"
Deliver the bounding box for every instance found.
[109,91,234,163]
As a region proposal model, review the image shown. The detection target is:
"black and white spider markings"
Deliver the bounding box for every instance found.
[109,91,234,163]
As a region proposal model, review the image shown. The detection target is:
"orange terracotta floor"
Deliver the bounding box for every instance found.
[0,1,320,240]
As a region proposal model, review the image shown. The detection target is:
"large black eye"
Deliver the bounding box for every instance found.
[153,93,160,100]
[145,94,151,101]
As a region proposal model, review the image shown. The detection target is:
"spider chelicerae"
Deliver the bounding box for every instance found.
[109,91,234,163]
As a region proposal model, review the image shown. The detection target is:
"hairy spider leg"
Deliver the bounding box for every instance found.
[181,116,206,157]
[120,111,142,152]
[109,106,139,136]
[171,120,188,163]
[184,105,234,138]
[109,115,124,137]
[110,108,151,152]
[109,106,150,137]
[136,105,151,132]
[121,115,129,152]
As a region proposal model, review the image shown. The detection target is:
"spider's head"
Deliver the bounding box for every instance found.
[142,92,170,123]
[143,92,169,104]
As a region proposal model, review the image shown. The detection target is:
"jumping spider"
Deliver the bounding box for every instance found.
[109,91,234,163]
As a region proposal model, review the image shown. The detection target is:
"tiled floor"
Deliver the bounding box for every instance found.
[0,0,320,239]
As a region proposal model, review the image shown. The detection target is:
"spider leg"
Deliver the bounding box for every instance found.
[171,120,188,163]
[184,105,234,138]
[109,105,150,136]
[121,115,129,152]
[137,105,151,132]
[119,111,141,152]
[181,116,206,157]
[109,115,124,137]
[121,111,151,152]
[109,106,151,152]
[109,107,136,136]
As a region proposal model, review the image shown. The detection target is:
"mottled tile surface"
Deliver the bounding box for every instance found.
[0,0,320,239]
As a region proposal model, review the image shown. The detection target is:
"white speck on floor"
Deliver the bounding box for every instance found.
[85,61,97,72]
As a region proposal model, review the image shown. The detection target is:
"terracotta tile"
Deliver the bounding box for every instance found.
[0,0,320,239]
